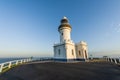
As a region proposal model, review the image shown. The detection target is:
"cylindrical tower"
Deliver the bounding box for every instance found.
[58,17,72,43]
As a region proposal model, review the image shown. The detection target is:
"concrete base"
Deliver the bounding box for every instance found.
[54,58,86,62]
[76,58,86,61]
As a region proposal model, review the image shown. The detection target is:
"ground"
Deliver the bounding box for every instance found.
[0,61,120,80]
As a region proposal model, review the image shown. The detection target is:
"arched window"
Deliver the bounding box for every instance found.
[62,33,63,36]
[72,49,74,55]
[85,50,87,59]
[79,50,81,56]
[58,49,60,55]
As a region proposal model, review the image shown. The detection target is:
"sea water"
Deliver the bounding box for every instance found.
[0,57,53,64]
[0,58,23,64]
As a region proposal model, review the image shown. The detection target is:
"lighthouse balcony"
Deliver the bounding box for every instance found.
[54,40,74,46]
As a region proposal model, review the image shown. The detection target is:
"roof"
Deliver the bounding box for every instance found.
[58,17,72,30]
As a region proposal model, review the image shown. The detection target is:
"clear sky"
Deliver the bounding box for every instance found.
[0,0,120,58]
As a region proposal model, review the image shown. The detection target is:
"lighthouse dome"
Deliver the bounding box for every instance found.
[58,17,71,30]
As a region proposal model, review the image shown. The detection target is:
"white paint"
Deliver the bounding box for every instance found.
[23,59,25,62]
[110,58,113,62]
[21,60,23,63]
[114,59,117,64]
[8,62,12,68]
[59,27,71,43]
[0,63,4,73]
[54,17,89,61]
[76,41,88,59]
[0,58,32,73]
[65,42,76,59]
[63,16,67,19]
[16,60,18,65]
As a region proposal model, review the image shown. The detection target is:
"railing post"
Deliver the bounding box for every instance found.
[16,60,18,65]
[107,58,109,61]
[24,59,27,63]
[21,60,23,64]
[25,59,27,62]
[27,59,29,62]
[24,59,26,63]
[108,58,110,62]
[28,59,31,62]
[119,58,120,63]
[0,63,4,73]
[110,58,113,62]
[118,58,120,63]
[8,62,12,68]
[28,58,31,62]
[109,58,111,62]
[106,58,108,61]
[114,59,117,64]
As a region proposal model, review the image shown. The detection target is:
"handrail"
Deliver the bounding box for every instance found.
[106,57,120,65]
[0,58,32,73]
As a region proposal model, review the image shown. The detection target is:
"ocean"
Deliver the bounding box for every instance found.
[0,58,24,64]
[0,57,53,64]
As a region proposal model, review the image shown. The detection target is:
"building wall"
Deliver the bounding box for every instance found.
[59,27,71,43]
[54,44,66,59]
[75,45,84,59]
[65,43,76,59]
[54,42,76,60]
[75,41,88,59]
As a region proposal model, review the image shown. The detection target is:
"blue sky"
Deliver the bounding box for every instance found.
[0,0,120,57]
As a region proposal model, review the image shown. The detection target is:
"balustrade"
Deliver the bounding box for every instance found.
[0,58,32,73]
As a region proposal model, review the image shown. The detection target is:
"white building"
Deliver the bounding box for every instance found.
[53,17,88,61]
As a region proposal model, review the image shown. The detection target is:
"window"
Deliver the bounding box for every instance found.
[72,49,74,55]
[58,49,60,55]
[79,50,81,56]
[85,50,87,59]
[62,33,63,36]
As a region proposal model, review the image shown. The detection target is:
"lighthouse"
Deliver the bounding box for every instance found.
[54,17,76,61]
[53,17,88,61]
[58,16,72,43]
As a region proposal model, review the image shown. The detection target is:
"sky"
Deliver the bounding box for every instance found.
[0,0,120,58]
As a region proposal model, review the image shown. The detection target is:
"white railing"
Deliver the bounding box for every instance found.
[0,58,32,73]
[106,57,120,65]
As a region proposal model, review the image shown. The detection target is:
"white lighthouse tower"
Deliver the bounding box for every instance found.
[59,16,71,43]
[53,17,89,61]
[54,17,76,61]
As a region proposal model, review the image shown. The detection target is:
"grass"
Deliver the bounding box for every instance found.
[0,63,24,74]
